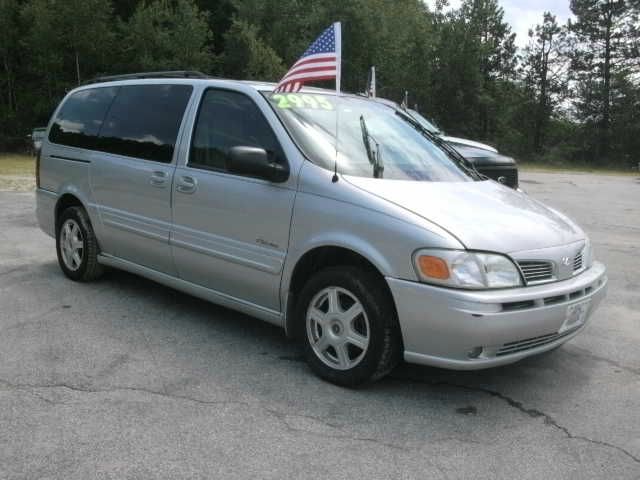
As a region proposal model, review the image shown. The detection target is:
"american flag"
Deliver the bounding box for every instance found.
[274,22,341,93]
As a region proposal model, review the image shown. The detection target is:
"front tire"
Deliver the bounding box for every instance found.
[295,266,402,387]
[56,206,104,282]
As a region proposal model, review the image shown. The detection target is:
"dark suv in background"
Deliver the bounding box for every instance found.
[374,97,519,189]
[405,108,519,189]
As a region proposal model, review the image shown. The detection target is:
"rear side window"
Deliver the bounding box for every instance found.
[190,89,284,172]
[97,84,193,163]
[49,87,117,149]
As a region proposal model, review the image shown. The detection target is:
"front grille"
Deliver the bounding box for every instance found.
[573,251,583,271]
[496,328,577,356]
[518,260,554,284]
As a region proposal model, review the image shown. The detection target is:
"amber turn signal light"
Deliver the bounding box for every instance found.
[418,255,450,280]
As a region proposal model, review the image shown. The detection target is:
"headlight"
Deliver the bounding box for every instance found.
[582,239,594,268]
[413,249,523,289]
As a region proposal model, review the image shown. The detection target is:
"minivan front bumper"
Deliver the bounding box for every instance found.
[387,261,607,370]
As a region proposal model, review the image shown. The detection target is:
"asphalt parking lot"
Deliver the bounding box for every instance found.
[1,171,639,479]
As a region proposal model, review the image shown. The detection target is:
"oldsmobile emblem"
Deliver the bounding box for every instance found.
[561,256,571,266]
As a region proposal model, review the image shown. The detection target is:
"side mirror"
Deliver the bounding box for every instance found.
[227,146,288,182]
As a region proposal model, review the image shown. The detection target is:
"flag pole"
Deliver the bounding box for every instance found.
[335,22,341,95]
[332,21,342,183]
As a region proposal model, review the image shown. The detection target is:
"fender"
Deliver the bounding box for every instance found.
[54,182,104,240]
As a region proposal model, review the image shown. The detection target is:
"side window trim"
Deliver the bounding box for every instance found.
[186,87,288,176]
[48,84,193,167]
[95,86,121,138]
[95,83,195,165]
[47,86,119,150]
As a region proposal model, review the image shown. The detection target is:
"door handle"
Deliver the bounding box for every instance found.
[176,175,197,194]
[150,170,168,187]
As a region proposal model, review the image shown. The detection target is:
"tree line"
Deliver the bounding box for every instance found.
[1,0,639,167]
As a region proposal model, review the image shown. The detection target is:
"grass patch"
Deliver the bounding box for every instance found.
[0,153,35,176]
[0,153,35,191]
[520,162,638,177]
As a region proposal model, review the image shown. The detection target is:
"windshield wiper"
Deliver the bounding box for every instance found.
[360,115,384,179]
[394,110,482,180]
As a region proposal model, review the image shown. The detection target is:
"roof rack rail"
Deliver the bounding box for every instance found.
[84,70,209,85]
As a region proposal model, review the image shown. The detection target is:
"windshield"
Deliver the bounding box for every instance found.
[264,92,471,182]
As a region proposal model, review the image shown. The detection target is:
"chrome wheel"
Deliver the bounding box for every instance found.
[306,286,370,370]
[59,219,84,271]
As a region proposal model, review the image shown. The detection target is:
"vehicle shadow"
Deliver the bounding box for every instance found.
[96,266,588,402]
[19,262,601,452]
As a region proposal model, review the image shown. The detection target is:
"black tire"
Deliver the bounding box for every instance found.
[295,266,402,387]
[56,206,104,282]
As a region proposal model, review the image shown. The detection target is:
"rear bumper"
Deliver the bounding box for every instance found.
[387,261,607,370]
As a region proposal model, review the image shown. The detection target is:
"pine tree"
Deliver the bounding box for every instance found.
[569,0,640,162]
[124,0,214,73]
[522,13,567,154]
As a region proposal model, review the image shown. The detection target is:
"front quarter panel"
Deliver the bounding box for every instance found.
[281,161,463,304]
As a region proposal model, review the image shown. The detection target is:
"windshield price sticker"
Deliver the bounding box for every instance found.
[272,94,334,110]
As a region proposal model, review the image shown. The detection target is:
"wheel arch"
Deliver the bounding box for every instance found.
[54,192,86,230]
[283,244,398,338]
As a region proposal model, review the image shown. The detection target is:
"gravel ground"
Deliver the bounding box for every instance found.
[0,172,638,479]
[0,175,35,192]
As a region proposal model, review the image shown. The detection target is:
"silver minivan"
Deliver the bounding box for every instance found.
[36,73,607,386]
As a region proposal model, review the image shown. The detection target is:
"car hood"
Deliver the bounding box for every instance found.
[442,136,498,153]
[453,145,516,166]
[344,177,584,253]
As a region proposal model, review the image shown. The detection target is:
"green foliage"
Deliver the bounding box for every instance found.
[520,12,566,154]
[0,0,21,137]
[568,0,640,162]
[0,0,638,168]
[123,0,214,72]
[222,20,285,80]
[23,0,115,84]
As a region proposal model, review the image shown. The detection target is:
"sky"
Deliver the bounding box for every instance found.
[424,0,573,48]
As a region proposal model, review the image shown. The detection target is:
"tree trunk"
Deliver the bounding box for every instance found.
[75,49,81,85]
[600,3,613,162]
[534,37,549,154]
[3,55,14,113]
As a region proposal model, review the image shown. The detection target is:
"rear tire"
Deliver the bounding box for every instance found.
[295,266,402,387]
[56,206,104,282]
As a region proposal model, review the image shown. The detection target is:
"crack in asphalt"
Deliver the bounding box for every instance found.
[390,375,640,465]
[0,265,29,277]
[0,377,413,452]
[263,407,410,451]
[0,377,482,457]
[565,345,640,376]
[1,365,638,462]
[0,379,249,408]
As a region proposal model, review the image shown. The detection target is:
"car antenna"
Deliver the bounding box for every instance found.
[332,103,339,183]
[332,87,342,183]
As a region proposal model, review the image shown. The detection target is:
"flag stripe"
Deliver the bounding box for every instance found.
[282,61,337,77]
[280,71,337,84]
[281,65,337,82]
[290,53,337,69]
[274,23,341,93]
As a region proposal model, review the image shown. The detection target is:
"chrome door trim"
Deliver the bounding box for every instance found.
[101,208,171,243]
[170,224,284,275]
